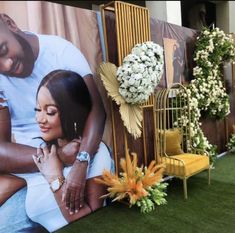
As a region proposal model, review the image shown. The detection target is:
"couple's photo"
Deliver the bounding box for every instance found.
[0,2,114,233]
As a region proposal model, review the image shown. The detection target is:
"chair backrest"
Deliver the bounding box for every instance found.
[154,83,192,162]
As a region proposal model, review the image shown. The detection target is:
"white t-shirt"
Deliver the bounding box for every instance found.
[0,33,92,147]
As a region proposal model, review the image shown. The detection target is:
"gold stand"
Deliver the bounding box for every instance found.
[100,1,154,174]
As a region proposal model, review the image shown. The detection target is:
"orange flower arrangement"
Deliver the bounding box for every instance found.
[95,148,168,213]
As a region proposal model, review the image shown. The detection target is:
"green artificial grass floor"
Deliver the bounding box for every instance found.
[55,154,235,233]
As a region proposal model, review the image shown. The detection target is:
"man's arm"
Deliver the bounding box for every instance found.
[58,39,106,157]
[0,102,82,174]
[63,74,106,212]
[0,142,38,173]
[78,74,106,157]
[0,105,38,173]
[0,106,78,173]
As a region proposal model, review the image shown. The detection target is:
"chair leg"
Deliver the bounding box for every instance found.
[208,168,211,185]
[183,178,188,199]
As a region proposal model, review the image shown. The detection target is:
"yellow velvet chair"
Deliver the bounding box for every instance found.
[153,83,210,199]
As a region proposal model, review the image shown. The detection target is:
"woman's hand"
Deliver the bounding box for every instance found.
[62,161,87,214]
[33,145,63,183]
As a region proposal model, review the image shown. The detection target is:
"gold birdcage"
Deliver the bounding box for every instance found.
[154,83,211,199]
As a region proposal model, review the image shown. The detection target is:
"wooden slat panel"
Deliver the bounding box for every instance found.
[101,2,156,174]
[115,2,150,61]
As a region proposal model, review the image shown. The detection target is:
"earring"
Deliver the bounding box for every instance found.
[74,122,78,134]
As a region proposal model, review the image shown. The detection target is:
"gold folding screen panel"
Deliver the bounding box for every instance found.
[101,1,154,173]
[114,2,150,64]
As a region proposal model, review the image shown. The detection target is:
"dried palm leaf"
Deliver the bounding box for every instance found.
[98,62,143,139]
[98,62,125,105]
[119,103,143,139]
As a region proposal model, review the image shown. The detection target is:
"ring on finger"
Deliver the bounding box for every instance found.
[37,154,43,163]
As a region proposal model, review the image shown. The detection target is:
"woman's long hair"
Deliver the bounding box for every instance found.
[36,69,92,142]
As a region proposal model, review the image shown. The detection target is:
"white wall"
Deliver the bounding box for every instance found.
[216,1,229,33]
[228,1,235,33]
[215,1,235,33]
[145,1,182,26]
[166,1,182,26]
[146,1,167,22]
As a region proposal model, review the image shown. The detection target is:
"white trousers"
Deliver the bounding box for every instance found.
[15,142,114,232]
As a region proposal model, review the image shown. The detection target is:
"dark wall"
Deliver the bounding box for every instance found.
[48,1,145,9]
[181,0,216,29]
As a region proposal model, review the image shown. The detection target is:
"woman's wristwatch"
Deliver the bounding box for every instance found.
[49,176,65,193]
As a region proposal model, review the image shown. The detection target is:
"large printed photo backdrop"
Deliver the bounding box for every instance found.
[0,1,113,232]
[0,1,102,74]
[0,1,113,150]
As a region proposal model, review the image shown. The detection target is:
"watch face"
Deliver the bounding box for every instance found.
[82,153,89,160]
[77,151,90,162]
[51,179,60,191]
[50,177,64,193]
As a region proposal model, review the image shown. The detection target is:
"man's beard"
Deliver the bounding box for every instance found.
[9,32,35,78]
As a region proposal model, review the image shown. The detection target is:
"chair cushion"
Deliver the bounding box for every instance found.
[160,129,184,155]
[161,153,210,177]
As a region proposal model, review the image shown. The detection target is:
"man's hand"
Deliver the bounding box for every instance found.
[62,161,87,214]
[57,139,81,166]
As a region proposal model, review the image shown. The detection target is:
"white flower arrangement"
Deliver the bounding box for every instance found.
[191,27,235,118]
[226,134,235,151]
[116,41,164,104]
[185,27,235,160]
[99,41,164,138]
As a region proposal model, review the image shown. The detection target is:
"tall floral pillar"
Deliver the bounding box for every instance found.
[100,1,155,174]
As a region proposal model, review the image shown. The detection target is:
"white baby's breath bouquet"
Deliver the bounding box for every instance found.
[99,41,164,138]
[175,27,235,163]
[117,41,164,104]
[226,134,235,152]
[190,27,235,119]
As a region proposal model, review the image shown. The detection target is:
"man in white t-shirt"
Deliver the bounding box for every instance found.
[0,14,106,232]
